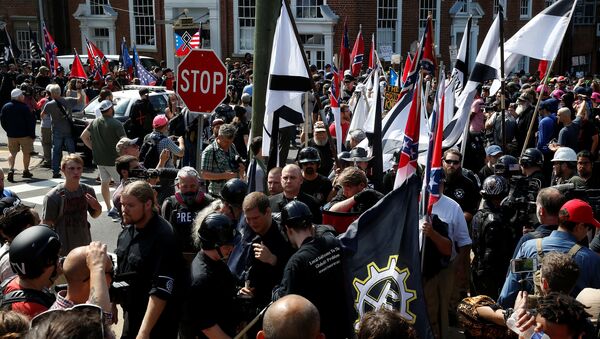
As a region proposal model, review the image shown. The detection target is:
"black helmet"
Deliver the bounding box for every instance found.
[298,147,321,164]
[481,175,510,197]
[9,225,60,279]
[494,155,520,177]
[199,213,236,250]
[281,200,312,229]
[220,179,248,208]
[520,148,544,168]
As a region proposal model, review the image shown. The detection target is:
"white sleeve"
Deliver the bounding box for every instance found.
[453,206,472,247]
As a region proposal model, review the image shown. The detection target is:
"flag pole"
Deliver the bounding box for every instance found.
[521,57,557,157]
[499,5,507,152]
[304,91,309,147]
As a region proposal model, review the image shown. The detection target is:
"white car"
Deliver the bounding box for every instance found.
[80,86,174,123]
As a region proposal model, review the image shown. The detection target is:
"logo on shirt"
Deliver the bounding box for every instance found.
[352,255,416,330]
[453,188,465,199]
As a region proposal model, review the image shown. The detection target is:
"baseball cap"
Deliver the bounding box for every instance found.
[517,93,532,103]
[577,288,600,324]
[314,121,327,132]
[116,137,139,153]
[211,118,225,127]
[152,115,169,128]
[485,145,503,157]
[558,199,600,228]
[98,100,113,112]
[591,92,600,104]
[10,88,23,99]
[551,89,565,100]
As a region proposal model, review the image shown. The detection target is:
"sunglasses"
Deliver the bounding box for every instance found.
[31,303,104,337]
[444,159,460,165]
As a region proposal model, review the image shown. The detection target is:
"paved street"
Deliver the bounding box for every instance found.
[0,122,122,251]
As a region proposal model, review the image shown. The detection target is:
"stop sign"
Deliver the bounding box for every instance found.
[177,49,227,113]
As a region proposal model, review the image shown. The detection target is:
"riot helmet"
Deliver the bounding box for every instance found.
[198,213,236,250]
[220,178,248,208]
[281,200,312,229]
[481,175,510,197]
[494,155,520,177]
[9,225,61,279]
[298,147,321,165]
[520,148,544,168]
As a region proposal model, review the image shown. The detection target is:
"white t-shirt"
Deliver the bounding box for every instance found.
[431,195,472,261]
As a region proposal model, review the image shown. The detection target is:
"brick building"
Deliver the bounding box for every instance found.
[0,0,598,77]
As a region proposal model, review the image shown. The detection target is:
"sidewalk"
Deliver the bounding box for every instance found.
[0,143,44,174]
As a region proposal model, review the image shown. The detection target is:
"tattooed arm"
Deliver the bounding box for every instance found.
[86,241,112,313]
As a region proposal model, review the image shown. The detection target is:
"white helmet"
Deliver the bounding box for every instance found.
[551,147,577,162]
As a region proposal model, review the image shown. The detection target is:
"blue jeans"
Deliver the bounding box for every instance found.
[52,132,75,174]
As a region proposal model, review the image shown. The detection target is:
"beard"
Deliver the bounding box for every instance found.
[314,138,327,146]
[516,103,529,116]
[304,167,316,175]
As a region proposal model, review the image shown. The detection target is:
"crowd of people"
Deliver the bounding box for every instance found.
[1,53,600,339]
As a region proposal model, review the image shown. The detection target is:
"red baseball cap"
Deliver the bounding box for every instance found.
[559,199,600,228]
[152,115,169,128]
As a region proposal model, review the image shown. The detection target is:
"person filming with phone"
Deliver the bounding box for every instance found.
[497,199,600,309]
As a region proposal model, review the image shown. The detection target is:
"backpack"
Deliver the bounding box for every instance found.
[0,277,55,311]
[533,238,582,296]
[139,134,167,168]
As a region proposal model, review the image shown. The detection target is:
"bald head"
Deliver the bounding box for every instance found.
[281,164,303,197]
[63,245,111,285]
[259,295,322,339]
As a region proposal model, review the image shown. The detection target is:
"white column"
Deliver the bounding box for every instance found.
[165,6,175,69]
[324,32,333,66]
[209,6,220,57]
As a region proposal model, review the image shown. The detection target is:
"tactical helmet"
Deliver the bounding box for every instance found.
[220,179,248,208]
[9,225,60,279]
[520,148,544,168]
[494,155,520,177]
[552,147,577,163]
[298,147,321,164]
[481,175,510,197]
[198,213,236,250]
[281,200,312,229]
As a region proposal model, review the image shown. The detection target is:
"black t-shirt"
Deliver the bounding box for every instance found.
[269,192,323,224]
[115,213,185,339]
[183,252,238,338]
[444,173,481,216]
[307,140,334,176]
[233,121,249,160]
[162,193,215,252]
[301,175,332,206]
[274,235,352,339]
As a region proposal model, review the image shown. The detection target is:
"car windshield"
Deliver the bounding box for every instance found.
[113,98,131,117]
[149,95,168,116]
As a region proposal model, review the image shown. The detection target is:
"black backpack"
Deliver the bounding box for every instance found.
[140,134,167,168]
[0,277,55,311]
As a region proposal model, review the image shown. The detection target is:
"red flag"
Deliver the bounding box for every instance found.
[69,51,87,80]
[394,73,422,188]
[401,52,413,85]
[538,60,548,80]
[421,16,437,74]
[426,74,445,214]
[368,33,376,70]
[339,19,350,72]
[42,23,59,76]
[86,37,110,76]
[350,28,364,77]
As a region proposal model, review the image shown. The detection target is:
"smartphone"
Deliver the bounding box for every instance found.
[510,257,538,274]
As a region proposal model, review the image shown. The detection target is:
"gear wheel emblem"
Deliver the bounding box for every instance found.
[352,255,416,330]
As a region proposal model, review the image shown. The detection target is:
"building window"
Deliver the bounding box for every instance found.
[16,30,31,60]
[574,0,595,25]
[419,0,437,32]
[300,34,325,69]
[520,0,531,19]
[516,56,529,73]
[296,0,323,19]
[494,0,507,18]
[238,0,255,52]
[377,0,398,53]
[132,0,155,47]
[90,0,109,15]
[92,28,110,52]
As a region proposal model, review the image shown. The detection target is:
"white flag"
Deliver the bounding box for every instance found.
[262,1,311,156]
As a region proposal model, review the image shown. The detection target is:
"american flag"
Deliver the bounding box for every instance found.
[189,27,201,49]
[42,22,58,75]
[133,45,156,85]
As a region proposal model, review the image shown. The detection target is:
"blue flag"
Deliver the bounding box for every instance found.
[133,45,156,85]
[339,175,433,337]
[389,68,399,87]
[120,38,132,69]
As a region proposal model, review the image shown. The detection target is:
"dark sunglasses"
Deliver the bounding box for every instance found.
[30,303,104,337]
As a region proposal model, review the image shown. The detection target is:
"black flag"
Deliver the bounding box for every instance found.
[340,176,433,337]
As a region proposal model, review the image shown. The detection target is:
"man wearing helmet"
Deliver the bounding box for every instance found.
[116,180,185,339]
[182,213,239,338]
[551,147,579,185]
[520,148,547,188]
[273,201,352,339]
[471,175,514,299]
[1,226,60,318]
[161,167,215,256]
[297,147,332,206]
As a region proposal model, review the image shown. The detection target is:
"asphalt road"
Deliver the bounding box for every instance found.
[1,121,122,251]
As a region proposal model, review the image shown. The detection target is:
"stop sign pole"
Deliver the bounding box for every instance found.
[176,49,227,172]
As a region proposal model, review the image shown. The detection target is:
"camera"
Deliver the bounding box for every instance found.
[129,167,178,181]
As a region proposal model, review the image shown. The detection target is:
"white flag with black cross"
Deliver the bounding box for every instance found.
[262,0,312,166]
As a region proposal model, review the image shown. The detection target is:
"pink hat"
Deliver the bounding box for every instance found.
[152,115,169,128]
[592,92,600,104]
[551,89,564,100]
[536,84,549,94]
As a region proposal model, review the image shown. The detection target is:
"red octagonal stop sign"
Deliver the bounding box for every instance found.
[177,49,227,113]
